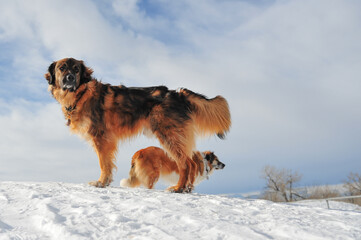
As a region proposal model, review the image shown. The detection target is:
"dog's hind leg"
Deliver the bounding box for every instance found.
[149,102,198,192]
[89,136,118,188]
[185,158,197,192]
[147,174,159,189]
[155,129,197,193]
[170,159,190,193]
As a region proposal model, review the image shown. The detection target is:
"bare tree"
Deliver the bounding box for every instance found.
[344,172,361,196]
[261,165,304,202]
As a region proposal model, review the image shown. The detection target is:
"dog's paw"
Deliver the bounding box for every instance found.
[167,186,188,193]
[88,181,107,188]
[185,184,194,193]
[166,186,182,193]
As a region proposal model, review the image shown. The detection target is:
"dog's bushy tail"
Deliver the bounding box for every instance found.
[120,163,141,188]
[181,89,231,139]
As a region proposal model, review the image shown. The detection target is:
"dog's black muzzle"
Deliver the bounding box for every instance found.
[63,73,76,91]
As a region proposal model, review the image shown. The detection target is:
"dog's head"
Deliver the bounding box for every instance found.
[45,58,93,92]
[203,151,225,170]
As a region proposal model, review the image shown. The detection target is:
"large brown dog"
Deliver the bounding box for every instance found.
[45,58,231,192]
[120,146,225,191]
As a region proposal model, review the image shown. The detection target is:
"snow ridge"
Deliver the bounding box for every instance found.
[0,182,360,240]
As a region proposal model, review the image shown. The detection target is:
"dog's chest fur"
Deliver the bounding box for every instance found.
[49,82,96,138]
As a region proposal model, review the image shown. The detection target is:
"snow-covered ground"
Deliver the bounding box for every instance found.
[0,182,360,240]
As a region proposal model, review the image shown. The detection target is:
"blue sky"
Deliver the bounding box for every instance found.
[0,0,361,194]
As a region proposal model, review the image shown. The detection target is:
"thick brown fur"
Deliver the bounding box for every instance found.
[120,147,225,192]
[45,58,231,192]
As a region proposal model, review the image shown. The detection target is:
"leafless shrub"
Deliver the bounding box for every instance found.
[307,185,340,199]
[260,165,304,202]
[342,172,361,206]
[344,172,361,196]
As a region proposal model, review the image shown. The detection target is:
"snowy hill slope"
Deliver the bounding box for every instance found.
[0,182,360,240]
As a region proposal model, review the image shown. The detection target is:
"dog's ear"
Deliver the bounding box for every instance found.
[205,151,215,161]
[80,61,93,84]
[45,62,56,85]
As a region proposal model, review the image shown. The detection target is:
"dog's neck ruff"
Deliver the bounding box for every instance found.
[201,153,211,180]
[64,86,88,113]
[63,86,88,126]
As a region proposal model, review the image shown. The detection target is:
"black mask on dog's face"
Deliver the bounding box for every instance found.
[45,58,93,91]
[205,152,225,170]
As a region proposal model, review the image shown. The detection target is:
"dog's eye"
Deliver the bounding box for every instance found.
[59,66,65,71]
[74,66,79,73]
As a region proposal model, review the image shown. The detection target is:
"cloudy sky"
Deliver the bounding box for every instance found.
[0,0,360,194]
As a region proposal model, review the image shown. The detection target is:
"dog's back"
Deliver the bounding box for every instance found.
[120,147,225,190]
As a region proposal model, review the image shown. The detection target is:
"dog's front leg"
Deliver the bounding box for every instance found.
[88,136,117,188]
